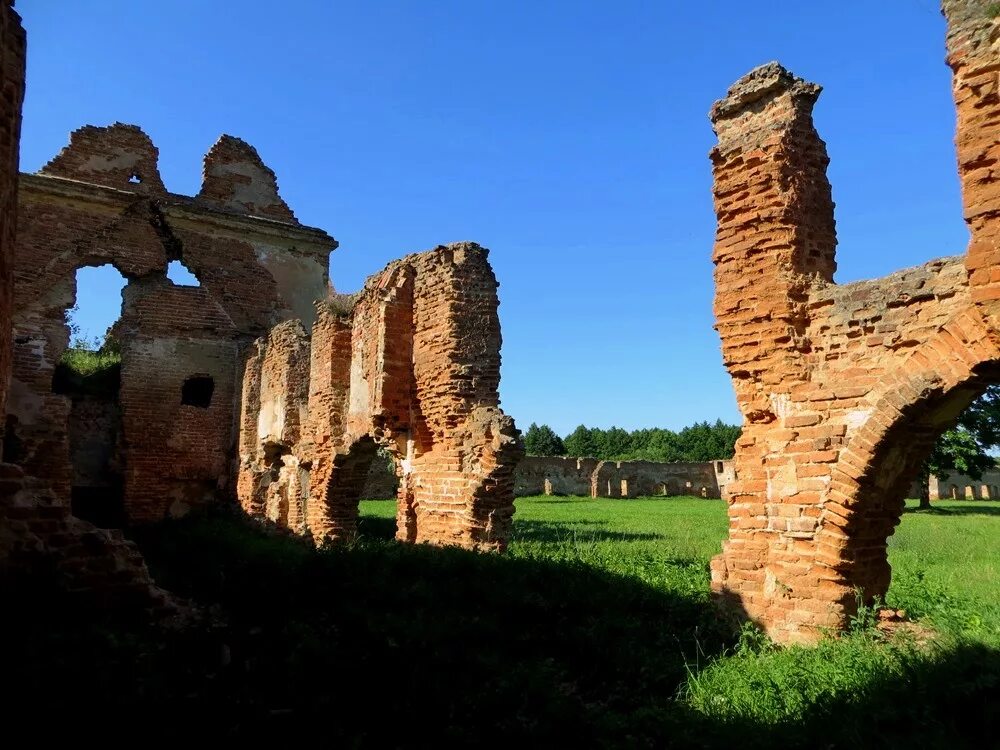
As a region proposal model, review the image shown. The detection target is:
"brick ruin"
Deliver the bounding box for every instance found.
[6,123,333,525]
[237,243,523,551]
[708,0,1000,642]
[0,1,179,611]
[0,0,520,606]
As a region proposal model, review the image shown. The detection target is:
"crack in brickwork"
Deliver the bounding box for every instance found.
[238,243,524,551]
[709,0,1000,643]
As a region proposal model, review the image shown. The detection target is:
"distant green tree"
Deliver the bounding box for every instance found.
[564,424,599,457]
[561,421,741,461]
[919,385,1000,509]
[523,423,566,457]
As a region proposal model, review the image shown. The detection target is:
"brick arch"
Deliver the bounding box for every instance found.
[707,1,1000,643]
[816,311,1000,614]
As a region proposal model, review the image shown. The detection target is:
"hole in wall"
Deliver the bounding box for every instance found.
[181,375,214,408]
[128,173,141,184]
[54,265,125,398]
[167,259,201,287]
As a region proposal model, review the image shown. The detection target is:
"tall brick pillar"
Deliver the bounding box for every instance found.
[708,63,841,641]
[947,1,1000,325]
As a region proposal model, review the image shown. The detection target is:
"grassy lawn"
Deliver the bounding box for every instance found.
[5,495,998,745]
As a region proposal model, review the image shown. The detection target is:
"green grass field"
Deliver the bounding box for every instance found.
[7,495,999,745]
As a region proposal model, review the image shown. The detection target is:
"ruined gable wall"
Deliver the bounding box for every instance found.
[709,1,1000,643]
[7,125,334,524]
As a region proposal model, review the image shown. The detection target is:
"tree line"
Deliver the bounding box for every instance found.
[521,420,741,462]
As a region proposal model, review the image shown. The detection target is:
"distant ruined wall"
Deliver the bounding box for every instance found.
[928,469,1000,500]
[357,454,735,500]
[238,243,523,551]
[708,1,1000,643]
[5,123,334,523]
[512,455,733,499]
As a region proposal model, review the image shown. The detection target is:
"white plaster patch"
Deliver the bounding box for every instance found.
[348,356,370,418]
[844,409,871,432]
[253,242,326,328]
[257,369,286,442]
[769,392,791,419]
[211,161,280,208]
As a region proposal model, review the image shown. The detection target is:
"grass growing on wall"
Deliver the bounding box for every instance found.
[51,344,121,397]
[5,496,999,744]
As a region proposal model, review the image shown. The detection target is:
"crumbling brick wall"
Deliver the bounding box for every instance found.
[708,0,1000,642]
[0,1,179,615]
[238,243,523,551]
[5,124,333,522]
[0,0,23,453]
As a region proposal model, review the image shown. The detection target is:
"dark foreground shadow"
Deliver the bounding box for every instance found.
[1,508,997,748]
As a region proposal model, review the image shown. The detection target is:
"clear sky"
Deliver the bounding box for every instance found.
[18,0,966,436]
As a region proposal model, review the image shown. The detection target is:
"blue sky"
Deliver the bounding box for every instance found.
[19,0,965,436]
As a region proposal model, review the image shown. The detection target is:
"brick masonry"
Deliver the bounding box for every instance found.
[238,243,524,551]
[0,1,180,615]
[5,123,334,522]
[0,0,22,445]
[709,0,1000,642]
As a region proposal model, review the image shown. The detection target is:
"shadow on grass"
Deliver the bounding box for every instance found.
[1,507,997,747]
[903,503,1000,517]
[511,518,666,543]
[356,513,397,540]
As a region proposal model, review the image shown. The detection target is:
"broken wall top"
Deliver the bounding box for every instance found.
[36,123,319,231]
[40,123,168,195]
[197,135,296,222]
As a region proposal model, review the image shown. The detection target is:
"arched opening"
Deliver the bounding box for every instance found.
[358,445,405,540]
[318,436,414,544]
[51,264,128,528]
[820,358,1000,618]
